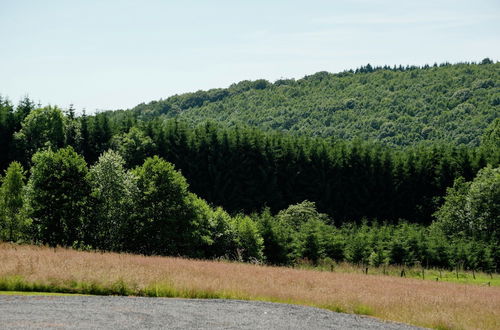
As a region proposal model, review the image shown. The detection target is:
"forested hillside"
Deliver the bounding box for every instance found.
[130,60,499,146]
[0,60,499,273]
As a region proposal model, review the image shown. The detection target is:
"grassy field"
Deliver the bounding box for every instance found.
[0,243,499,329]
[296,260,500,287]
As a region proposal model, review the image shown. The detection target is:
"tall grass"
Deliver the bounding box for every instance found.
[1,243,499,329]
[295,259,500,287]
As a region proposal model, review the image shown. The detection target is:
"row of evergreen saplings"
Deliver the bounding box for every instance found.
[0,147,498,273]
[253,203,498,274]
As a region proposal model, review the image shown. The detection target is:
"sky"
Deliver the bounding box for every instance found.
[1,0,499,113]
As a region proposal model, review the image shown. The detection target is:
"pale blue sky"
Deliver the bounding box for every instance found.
[1,0,499,113]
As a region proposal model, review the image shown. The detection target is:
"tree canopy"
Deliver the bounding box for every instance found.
[128,62,499,147]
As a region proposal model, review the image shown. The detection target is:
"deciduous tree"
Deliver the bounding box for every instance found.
[25,147,89,246]
[0,162,26,241]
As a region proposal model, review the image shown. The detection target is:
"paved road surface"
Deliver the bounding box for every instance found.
[0,295,424,329]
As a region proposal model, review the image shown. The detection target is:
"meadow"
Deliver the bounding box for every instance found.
[1,243,499,329]
[296,260,500,287]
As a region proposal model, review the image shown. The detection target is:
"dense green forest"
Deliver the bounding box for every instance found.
[0,145,498,272]
[0,61,499,273]
[1,100,498,224]
[128,60,499,146]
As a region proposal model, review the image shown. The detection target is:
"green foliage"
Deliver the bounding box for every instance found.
[64,105,82,150]
[432,178,471,237]
[0,162,27,241]
[1,63,498,228]
[131,62,499,147]
[111,127,156,167]
[0,63,498,273]
[297,219,324,265]
[467,166,500,244]
[344,225,371,265]
[15,96,36,125]
[255,208,294,265]
[205,206,238,259]
[251,201,499,272]
[0,146,493,272]
[276,200,331,230]
[25,147,90,247]
[268,201,337,265]
[233,215,264,262]
[434,166,500,242]
[132,156,189,254]
[368,247,389,268]
[182,192,224,258]
[13,106,66,165]
[481,118,500,164]
[133,120,492,225]
[131,156,216,257]
[86,150,136,251]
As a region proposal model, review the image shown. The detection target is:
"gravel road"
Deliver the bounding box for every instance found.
[0,295,424,329]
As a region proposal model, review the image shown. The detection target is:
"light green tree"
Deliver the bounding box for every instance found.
[13,106,66,164]
[205,206,237,259]
[111,127,156,167]
[466,166,500,241]
[434,166,500,242]
[232,214,264,262]
[0,162,27,241]
[433,177,471,236]
[87,150,136,251]
[276,200,331,230]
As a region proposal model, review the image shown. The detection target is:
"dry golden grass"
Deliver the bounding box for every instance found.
[1,243,499,330]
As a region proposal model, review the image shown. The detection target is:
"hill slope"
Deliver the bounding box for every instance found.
[130,61,499,146]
